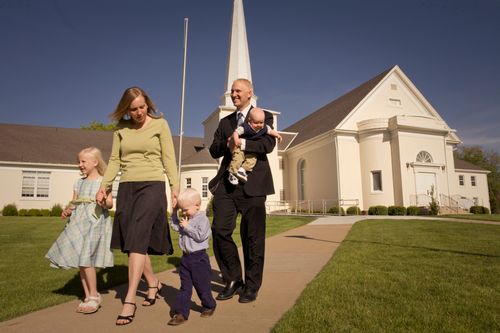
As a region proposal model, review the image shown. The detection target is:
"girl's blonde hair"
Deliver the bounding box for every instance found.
[79,147,107,176]
[109,86,162,122]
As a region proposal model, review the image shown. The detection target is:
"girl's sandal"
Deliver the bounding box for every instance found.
[142,280,162,306]
[76,298,89,313]
[116,302,137,326]
[81,293,102,314]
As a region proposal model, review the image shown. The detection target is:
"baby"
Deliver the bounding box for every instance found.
[228,107,282,184]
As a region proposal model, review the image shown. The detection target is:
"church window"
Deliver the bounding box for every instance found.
[201,177,208,198]
[298,160,305,200]
[416,151,433,163]
[389,98,401,106]
[459,175,464,186]
[22,170,50,198]
[371,171,382,192]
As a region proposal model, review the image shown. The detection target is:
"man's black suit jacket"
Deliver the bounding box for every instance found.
[209,108,276,197]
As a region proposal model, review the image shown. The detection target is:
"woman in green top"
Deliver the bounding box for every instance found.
[96,86,179,326]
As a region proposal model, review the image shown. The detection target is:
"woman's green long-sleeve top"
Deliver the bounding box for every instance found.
[101,117,179,192]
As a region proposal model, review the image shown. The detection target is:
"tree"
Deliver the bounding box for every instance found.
[81,121,116,131]
[428,185,439,215]
[455,146,500,213]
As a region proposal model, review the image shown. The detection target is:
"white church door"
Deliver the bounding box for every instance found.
[415,172,436,206]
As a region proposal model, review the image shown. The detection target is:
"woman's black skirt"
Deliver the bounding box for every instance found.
[111,181,173,255]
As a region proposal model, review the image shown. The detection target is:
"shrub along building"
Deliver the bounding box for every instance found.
[0,0,490,215]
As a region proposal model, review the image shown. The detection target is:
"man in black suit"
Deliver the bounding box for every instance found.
[209,78,276,303]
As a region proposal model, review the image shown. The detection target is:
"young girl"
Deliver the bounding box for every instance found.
[46,147,114,314]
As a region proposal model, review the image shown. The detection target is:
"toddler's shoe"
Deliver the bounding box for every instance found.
[228,173,239,185]
[235,167,248,183]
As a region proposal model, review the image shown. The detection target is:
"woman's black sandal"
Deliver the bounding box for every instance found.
[115,302,136,326]
[142,280,162,306]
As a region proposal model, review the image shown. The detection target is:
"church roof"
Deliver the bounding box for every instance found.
[283,67,392,148]
[0,123,215,167]
[453,156,486,171]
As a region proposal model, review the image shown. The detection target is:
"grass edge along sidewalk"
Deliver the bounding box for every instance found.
[0,215,314,322]
[273,219,500,333]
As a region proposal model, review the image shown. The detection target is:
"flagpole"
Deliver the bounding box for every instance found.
[178,17,189,183]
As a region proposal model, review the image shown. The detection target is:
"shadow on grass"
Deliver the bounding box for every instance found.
[166,256,181,267]
[346,239,500,258]
[285,235,342,244]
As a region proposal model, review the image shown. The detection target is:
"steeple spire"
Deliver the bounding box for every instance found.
[221,0,257,106]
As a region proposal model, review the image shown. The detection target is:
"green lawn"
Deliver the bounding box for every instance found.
[272,219,500,333]
[0,215,313,322]
[440,214,500,222]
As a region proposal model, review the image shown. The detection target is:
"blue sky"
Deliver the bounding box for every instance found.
[1,0,499,152]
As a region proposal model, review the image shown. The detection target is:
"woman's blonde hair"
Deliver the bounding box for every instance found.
[79,147,107,176]
[109,86,162,122]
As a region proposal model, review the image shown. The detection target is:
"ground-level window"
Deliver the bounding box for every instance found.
[186,178,192,188]
[471,176,476,187]
[459,175,464,186]
[473,197,479,206]
[371,171,382,192]
[280,189,285,201]
[201,177,208,198]
[22,171,50,198]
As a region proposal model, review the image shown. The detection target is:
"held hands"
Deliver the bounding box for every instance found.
[96,186,108,207]
[171,190,178,209]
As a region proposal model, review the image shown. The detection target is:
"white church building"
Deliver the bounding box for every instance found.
[0,0,490,214]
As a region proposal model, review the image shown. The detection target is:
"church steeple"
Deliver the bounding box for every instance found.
[221,0,257,107]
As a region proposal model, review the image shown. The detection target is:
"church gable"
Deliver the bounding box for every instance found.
[338,66,455,135]
[284,67,390,148]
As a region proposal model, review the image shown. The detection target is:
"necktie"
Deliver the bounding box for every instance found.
[237,112,244,127]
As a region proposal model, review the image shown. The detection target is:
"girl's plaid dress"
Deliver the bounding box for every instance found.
[46,177,113,269]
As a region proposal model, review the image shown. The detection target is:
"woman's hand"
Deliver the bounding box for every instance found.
[171,190,179,209]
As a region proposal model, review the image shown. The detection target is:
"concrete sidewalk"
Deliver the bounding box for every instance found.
[0,220,353,333]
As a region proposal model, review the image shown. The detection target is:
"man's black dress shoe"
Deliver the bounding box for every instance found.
[216,280,243,300]
[238,288,257,303]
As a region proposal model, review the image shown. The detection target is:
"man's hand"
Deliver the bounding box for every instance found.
[227,136,236,152]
